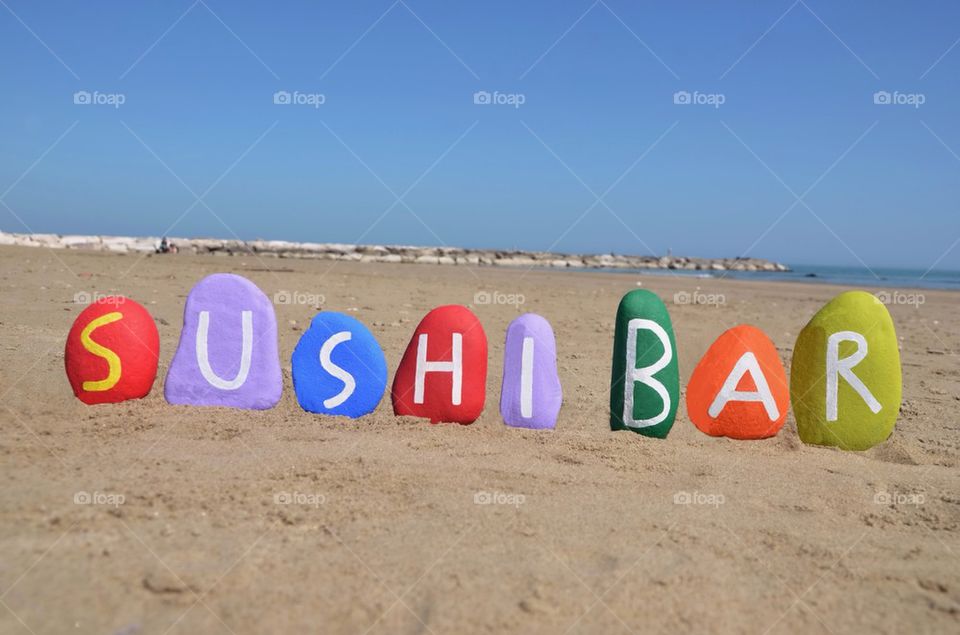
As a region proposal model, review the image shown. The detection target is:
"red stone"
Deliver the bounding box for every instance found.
[391,305,487,424]
[685,324,789,440]
[65,296,160,404]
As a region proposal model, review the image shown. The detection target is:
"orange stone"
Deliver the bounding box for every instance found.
[685,324,788,440]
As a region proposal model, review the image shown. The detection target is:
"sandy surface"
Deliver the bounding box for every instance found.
[0,244,957,634]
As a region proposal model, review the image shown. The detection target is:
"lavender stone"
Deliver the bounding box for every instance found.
[499,313,562,429]
[164,273,282,409]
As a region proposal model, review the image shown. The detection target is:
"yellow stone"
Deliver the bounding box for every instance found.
[790,291,902,450]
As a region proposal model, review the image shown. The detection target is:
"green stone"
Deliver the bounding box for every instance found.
[610,289,680,438]
[790,291,902,451]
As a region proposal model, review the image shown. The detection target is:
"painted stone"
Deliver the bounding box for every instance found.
[391,305,487,424]
[65,296,159,404]
[790,290,901,451]
[686,324,789,440]
[164,273,282,410]
[499,313,562,429]
[291,312,387,417]
[610,289,679,438]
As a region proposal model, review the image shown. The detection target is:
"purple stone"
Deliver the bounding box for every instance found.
[500,313,562,429]
[164,273,282,409]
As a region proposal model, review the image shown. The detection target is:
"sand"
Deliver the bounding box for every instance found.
[0,244,957,634]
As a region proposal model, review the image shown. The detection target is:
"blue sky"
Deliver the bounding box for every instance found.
[1,1,958,269]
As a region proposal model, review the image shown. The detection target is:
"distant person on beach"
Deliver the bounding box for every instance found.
[156,237,178,254]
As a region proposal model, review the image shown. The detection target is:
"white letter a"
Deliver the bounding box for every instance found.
[708,352,779,420]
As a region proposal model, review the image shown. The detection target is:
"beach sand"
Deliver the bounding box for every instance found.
[0,244,957,634]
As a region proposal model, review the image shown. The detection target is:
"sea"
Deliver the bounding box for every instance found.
[611,264,960,291]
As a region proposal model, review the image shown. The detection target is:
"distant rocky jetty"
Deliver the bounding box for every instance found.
[0,231,790,272]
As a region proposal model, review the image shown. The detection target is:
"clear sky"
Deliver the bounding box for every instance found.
[1,1,958,269]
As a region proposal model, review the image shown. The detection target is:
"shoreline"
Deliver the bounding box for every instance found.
[593,265,959,292]
[3,226,951,291]
[7,244,957,310]
[0,230,789,273]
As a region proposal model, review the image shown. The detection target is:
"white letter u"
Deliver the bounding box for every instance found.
[196,310,253,390]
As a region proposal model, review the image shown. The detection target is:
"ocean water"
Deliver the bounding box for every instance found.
[611,264,960,291]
